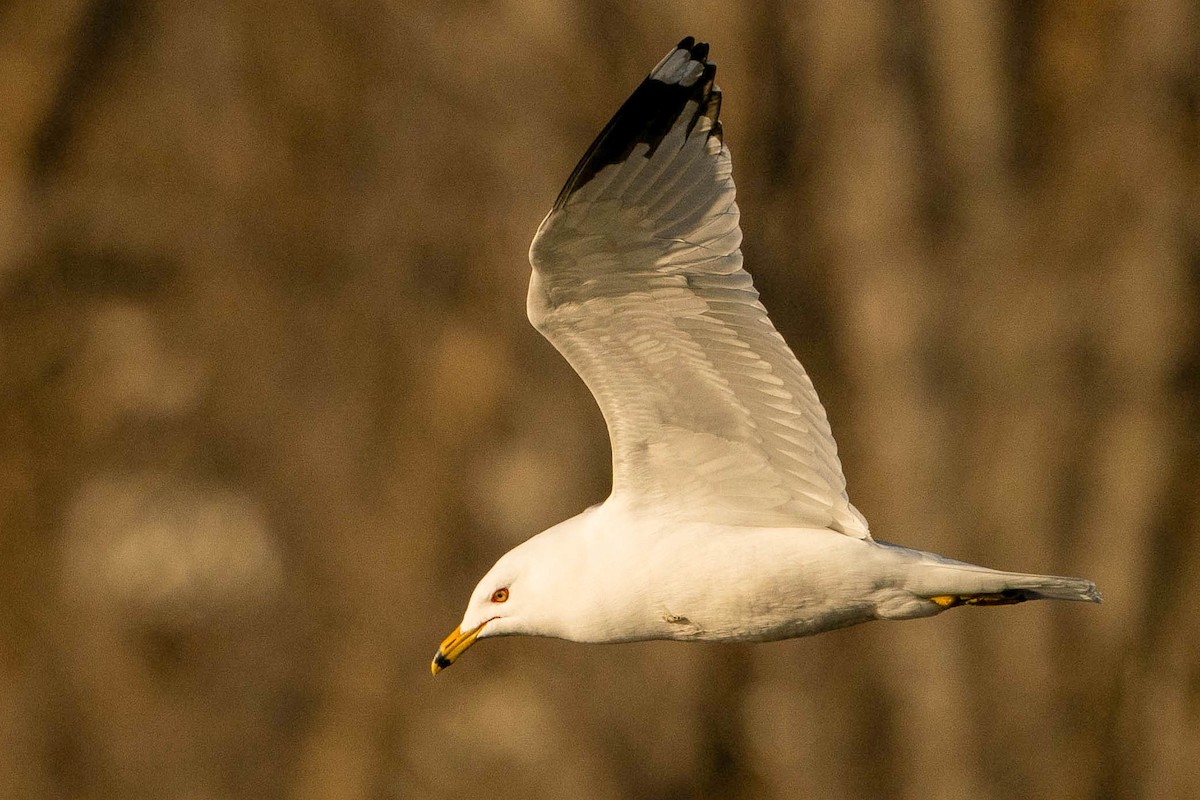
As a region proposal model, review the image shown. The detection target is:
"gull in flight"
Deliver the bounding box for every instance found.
[433,37,1099,674]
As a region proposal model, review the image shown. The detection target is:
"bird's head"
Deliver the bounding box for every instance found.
[431,523,584,675]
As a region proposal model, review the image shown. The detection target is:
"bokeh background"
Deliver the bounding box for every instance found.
[2,1,1198,798]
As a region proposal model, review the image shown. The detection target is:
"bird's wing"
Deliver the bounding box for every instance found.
[527,38,869,537]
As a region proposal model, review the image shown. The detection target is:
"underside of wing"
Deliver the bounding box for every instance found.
[527,38,869,538]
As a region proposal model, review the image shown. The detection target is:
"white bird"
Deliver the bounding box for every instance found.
[433,37,1099,674]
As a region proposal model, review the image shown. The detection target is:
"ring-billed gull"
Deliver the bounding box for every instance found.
[433,37,1099,674]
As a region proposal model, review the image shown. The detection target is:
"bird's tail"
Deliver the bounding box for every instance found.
[924,572,1101,609]
[888,544,1102,608]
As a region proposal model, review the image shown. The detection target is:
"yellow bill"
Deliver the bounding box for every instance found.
[431,622,485,675]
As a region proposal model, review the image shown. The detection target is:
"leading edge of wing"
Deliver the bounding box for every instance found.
[550,36,723,213]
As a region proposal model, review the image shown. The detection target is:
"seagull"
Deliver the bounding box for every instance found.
[432,37,1099,674]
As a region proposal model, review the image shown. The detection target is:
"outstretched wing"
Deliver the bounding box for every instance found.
[527,38,868,537]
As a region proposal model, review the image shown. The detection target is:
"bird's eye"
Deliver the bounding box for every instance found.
[490,588,509,603]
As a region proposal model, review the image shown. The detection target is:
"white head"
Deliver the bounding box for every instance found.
[431,518,588,674]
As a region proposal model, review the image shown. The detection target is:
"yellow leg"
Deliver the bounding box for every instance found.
[928,590,1030,608]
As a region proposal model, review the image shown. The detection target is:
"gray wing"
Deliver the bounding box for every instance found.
[527,38,868,537]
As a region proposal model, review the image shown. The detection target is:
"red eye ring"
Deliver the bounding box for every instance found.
[490,587,509,603]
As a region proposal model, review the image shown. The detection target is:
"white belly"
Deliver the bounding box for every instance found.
[568,514,930,644]
[643,526,890,642]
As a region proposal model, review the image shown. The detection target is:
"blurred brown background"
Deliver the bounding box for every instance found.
[1,1,1197,798]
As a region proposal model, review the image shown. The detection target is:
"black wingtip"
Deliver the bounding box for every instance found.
[551,38,724,211]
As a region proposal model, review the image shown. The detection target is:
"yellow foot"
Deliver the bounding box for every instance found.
[928,590,1031,608]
